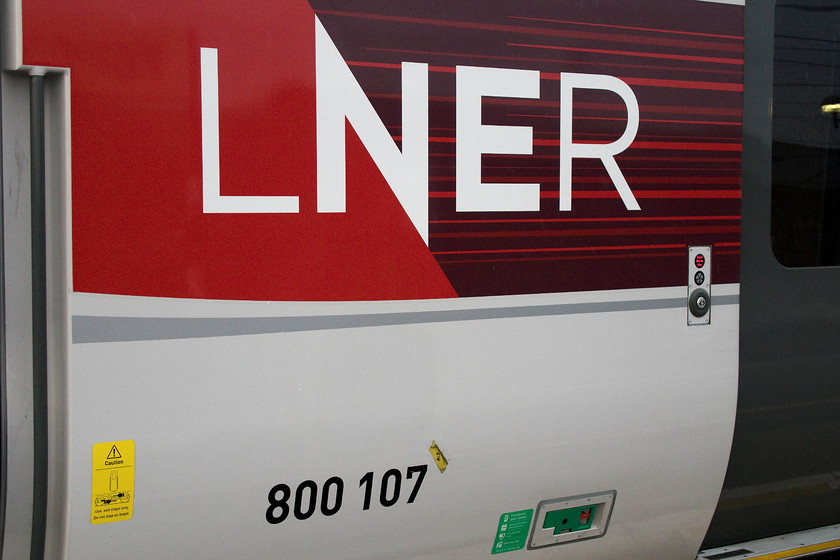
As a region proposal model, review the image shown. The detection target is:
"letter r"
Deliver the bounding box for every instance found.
[559,73,640,211]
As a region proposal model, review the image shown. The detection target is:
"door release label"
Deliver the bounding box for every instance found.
[491,509,534,554]
[91,440,134,524]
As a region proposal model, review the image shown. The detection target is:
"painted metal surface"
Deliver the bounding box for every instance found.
[0,67,72,560]
[1,1,743,558]
[702,0,840,547]
[63,287,739,559]
[1,71,37,560]
[13,0,742,300]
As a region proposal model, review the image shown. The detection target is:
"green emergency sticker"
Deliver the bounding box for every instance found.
[491,509,533,554]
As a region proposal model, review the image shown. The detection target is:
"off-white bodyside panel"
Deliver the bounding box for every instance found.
[65,286,738,559]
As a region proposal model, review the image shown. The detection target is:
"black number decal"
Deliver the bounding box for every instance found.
[379,468,402,507]
[266,483,291,524]
[321,476,344,516]
[270,465,429,523]
[406,464,427,504]
[359,471,374,511]
[294,480,318,520]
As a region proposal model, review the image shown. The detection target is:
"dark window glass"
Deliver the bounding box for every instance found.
[771,1,840,266]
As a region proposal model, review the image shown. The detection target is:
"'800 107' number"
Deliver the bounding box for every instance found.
[266,464,428,525]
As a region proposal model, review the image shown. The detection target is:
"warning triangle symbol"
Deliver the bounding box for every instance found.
[107,445,122,460]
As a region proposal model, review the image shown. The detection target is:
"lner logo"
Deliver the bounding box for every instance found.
[200,17,641,245]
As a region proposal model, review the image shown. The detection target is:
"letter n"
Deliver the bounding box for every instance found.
[315,17,430,245]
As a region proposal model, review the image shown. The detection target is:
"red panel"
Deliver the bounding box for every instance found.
[22,0,456,300]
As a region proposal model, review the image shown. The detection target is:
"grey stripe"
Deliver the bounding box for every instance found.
[72,294,739,344]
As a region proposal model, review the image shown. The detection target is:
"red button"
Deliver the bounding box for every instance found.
[694,254,705,268]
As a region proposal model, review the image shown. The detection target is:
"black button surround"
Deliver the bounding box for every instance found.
[689,288,710,318]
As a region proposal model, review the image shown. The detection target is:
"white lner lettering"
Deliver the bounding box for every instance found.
[456,66,541,212]
[200,47,300,214]
[199,16,641,243]
[315,18,430,244]
[559,72,640,211]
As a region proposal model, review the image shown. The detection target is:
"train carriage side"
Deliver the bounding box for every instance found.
[0,1,838,559]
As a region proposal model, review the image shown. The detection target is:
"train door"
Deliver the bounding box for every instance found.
[701,0,840,554]
[3,1,744,559]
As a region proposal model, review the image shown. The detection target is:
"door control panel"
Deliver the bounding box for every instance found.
[528,491,616,549]
[688,246,711,325]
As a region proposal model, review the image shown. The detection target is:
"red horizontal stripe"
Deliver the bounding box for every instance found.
[622,76,742,92]
[540,71,743,91]
[429,176,741,185]
[629,141,742,151]
[630,134,741,142]
[317,10,742,53]
[561,133,739,142]
[507,16,744,42]
[433,243,686,256]
[430,225,740,238]
[364,47,744,78]
[372,91,743,117]
[616,156,742,162]
[438,250,689,265]
[575,102,742,117]
[429,189,741,199]
[472,166,740,173]
[506,21,744,53]
[510,42,743,66]
[429,153,742,163]
[349,60,437,71]
[528,140,742,151]
[430,215,740,224]
[511,113,742,127]
[566,189,741,199]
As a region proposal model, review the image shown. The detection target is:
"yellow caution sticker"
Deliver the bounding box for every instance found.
[429,441,448,473]
[91,440,134,524]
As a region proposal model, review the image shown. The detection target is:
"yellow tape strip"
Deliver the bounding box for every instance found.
[749,540,840,560]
